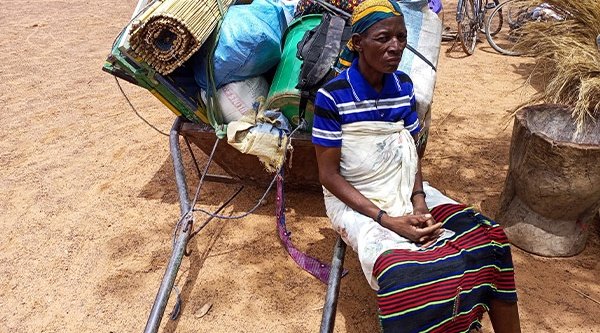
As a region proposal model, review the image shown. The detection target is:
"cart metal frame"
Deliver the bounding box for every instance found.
[143,117,347,333]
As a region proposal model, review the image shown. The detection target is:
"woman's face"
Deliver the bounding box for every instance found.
[354,16,407,73]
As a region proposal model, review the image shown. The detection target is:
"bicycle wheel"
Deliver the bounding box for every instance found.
[485,0,502,36]
[457,0,477,55]
[485,0,525,56]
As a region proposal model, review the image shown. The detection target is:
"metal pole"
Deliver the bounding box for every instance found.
[319,236,347,333]
[170,118,192,215]
[144,117,192,333]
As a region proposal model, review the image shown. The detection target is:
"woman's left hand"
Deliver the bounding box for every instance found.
[412,202,430,216]
[412,197,432,218]
[412,202,440,247]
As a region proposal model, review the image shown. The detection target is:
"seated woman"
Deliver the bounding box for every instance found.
[312,1,522,332]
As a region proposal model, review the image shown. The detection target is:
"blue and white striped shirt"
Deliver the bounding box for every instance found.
[312,60,420,147]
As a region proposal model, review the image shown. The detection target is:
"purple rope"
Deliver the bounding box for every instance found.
[275,171,346,284]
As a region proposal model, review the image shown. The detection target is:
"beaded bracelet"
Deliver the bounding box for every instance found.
[376,209,387,224]
[410,190,426,201]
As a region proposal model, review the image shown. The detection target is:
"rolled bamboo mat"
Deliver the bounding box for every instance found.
[129,0,234,75]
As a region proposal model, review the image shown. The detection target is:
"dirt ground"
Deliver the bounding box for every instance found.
[1,0,599,332]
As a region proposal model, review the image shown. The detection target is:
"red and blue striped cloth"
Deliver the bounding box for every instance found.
[373,204,518,333]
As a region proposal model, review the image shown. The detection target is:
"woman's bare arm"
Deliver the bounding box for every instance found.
[411,133,427,212]
[411,158,428,213]
[409,134,442,245]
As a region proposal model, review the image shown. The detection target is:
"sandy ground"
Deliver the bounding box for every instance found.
[1,0,599,332]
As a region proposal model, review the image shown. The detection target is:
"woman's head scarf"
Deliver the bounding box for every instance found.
[335,0,404,70]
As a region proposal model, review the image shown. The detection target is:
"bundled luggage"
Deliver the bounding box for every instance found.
[192,0,289,90]
[103,0,443,139]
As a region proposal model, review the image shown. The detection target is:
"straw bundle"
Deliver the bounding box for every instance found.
[129,0,235,75]
[514,0,600,131]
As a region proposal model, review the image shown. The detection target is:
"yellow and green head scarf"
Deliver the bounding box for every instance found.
[335,0,404,70]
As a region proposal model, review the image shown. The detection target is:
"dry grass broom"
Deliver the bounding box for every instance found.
[514,0,600,132]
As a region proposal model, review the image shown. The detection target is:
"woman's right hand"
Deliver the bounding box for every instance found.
[380,213,443,246]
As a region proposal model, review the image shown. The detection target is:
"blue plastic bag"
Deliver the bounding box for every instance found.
[194,0,288,90]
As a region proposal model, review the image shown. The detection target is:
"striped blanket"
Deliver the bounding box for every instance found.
[373,204,518,333]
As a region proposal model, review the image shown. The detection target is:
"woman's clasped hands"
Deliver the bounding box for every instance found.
[380,212,443,248]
